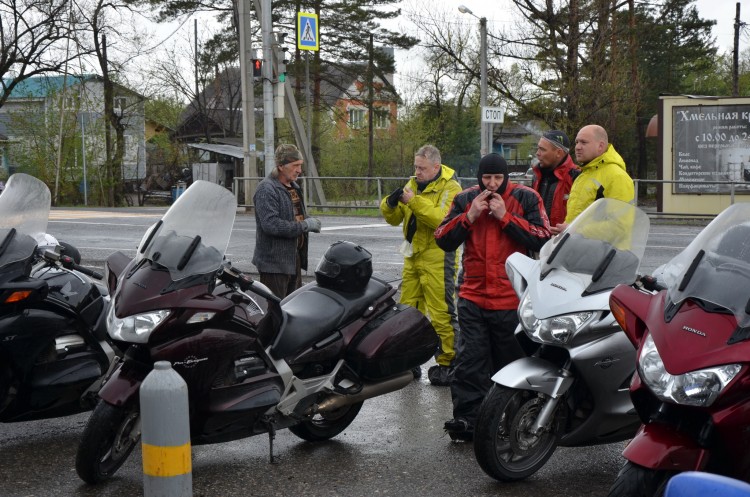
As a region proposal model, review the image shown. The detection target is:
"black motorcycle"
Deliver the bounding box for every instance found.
[0,173,118,422]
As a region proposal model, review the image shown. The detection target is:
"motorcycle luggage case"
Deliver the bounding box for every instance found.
[346,303,437,380]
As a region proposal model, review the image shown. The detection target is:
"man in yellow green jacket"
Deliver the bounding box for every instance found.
[550,124,635,235]
[380,145,462,386]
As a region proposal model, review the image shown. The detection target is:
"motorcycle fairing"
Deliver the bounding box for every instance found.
[491,357,574,398]
[622,423,709,471]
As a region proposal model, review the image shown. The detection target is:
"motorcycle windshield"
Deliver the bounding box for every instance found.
[0,174,51,270]
[660,203,750,330]
[135,181,236,282]
[539,198,650,294]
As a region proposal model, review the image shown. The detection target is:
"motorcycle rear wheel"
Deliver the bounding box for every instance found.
[607,462,673,497]
[76,401,140,484]
[289,400,364,442]
[474,385,564,481]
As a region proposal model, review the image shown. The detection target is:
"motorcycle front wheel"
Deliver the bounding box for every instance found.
[289,400,364,442]
[474,384,565,481]
[76,401,140,484]
[607,462,673,497]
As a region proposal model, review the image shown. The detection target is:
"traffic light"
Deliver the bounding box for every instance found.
[252,59,262,78]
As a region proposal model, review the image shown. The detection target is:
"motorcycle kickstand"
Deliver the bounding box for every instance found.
[265,422,279,465]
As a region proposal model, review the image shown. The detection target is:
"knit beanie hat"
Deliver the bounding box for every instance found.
[477,153,510,193]
[542,130,570,152]
[275,144,303,167]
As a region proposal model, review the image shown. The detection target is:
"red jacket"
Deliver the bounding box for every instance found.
[531,155,580,227]
[435,182,550,310]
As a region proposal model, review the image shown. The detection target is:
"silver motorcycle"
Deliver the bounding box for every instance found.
[473,198,650,481]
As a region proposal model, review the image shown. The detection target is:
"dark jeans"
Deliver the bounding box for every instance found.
[450,298,524,426]
[259,254,302,299]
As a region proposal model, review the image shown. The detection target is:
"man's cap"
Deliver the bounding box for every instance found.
[542,130,570,152]
[275,144,303,167]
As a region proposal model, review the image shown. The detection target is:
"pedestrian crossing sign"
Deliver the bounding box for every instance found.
[297,12,319,51]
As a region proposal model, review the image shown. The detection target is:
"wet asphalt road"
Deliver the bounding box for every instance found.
[0,208,707,497]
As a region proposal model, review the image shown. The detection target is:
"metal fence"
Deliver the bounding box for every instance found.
[232,176,750,218]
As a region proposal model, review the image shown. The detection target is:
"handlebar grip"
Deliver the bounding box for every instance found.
[74,263,104,280]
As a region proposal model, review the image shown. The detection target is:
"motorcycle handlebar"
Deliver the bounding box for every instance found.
[60,255,104,280]
[220,264,281,304]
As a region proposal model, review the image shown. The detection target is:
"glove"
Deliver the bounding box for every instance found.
[386,187,404,208]
[302,217,322,233]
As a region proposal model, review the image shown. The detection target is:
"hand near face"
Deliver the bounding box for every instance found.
[488,193,507,219]
[400,187,415,204]
[467,189,492,223]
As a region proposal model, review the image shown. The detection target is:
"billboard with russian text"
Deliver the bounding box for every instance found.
[673,104,750,194]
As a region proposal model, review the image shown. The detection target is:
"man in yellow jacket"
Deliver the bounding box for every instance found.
[550,124,635,235]
[380,145,462,386]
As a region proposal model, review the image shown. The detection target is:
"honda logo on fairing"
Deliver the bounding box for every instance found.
[682,325,706,337]
[551,283,567,292]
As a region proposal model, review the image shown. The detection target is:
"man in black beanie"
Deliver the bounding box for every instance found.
[435,152,551,441]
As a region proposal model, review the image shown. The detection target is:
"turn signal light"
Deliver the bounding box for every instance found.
[4,290,33,303]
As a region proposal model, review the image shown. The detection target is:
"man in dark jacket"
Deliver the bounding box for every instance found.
[532,130,580,227]
[434,153,551,440]
[252,144,322,298]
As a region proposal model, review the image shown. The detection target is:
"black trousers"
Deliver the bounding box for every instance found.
[450,298,525,426]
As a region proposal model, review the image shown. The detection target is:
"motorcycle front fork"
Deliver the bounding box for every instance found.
[529,360,573,435]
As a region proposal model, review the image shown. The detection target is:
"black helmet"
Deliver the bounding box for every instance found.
[315,241,373,292]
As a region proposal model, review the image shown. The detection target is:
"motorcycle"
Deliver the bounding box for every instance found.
[75,179,438,484]
[0,173,118,422]
[473,198,650,481]
[607,202,750,496]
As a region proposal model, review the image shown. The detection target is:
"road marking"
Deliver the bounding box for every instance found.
[50,210,161,220]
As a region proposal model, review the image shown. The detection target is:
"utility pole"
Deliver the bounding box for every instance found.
[260,0,275,175]
[733,2,741,97]
[237,0,259,205]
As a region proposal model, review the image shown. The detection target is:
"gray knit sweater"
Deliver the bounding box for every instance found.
[252,175,310,274]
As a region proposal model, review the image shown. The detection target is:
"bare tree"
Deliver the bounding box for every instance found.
[0,0,84,109]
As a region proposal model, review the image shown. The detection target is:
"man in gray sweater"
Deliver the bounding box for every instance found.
[253,144,322,298]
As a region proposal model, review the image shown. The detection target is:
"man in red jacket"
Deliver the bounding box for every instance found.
[531,129,580,228]
[434,153,551,441]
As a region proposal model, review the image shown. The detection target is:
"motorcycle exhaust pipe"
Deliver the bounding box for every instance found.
[315,371,413,412]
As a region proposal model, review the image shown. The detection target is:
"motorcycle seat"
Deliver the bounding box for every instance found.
[271,278,391,358]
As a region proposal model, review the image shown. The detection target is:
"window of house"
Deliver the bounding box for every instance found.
[374,110,390,129]
[348,108,365,129]
[114,97,127,114]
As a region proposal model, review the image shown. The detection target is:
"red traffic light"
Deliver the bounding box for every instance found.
[253,59,262,78]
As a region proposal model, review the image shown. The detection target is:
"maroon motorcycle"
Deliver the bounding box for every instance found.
[75,180,437,484]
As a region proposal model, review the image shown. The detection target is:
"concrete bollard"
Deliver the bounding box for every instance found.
[140,361,192,497]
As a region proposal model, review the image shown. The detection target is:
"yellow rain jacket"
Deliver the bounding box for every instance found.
[565,144,634,224]
[380,165,462,366]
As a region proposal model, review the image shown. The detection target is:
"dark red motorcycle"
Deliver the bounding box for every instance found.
[75,180,438,484]
[607,202,750,496]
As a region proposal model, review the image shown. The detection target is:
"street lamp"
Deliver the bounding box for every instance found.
[458,5,488,156]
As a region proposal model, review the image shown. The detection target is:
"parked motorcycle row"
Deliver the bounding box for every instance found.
[3,171,750,496]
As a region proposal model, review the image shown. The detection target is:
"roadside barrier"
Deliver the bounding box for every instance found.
[141,361,192,497]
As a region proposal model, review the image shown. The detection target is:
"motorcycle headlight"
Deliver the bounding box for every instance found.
[518,293,592,344]
[107,304,170,343]
[639,333,742,407]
